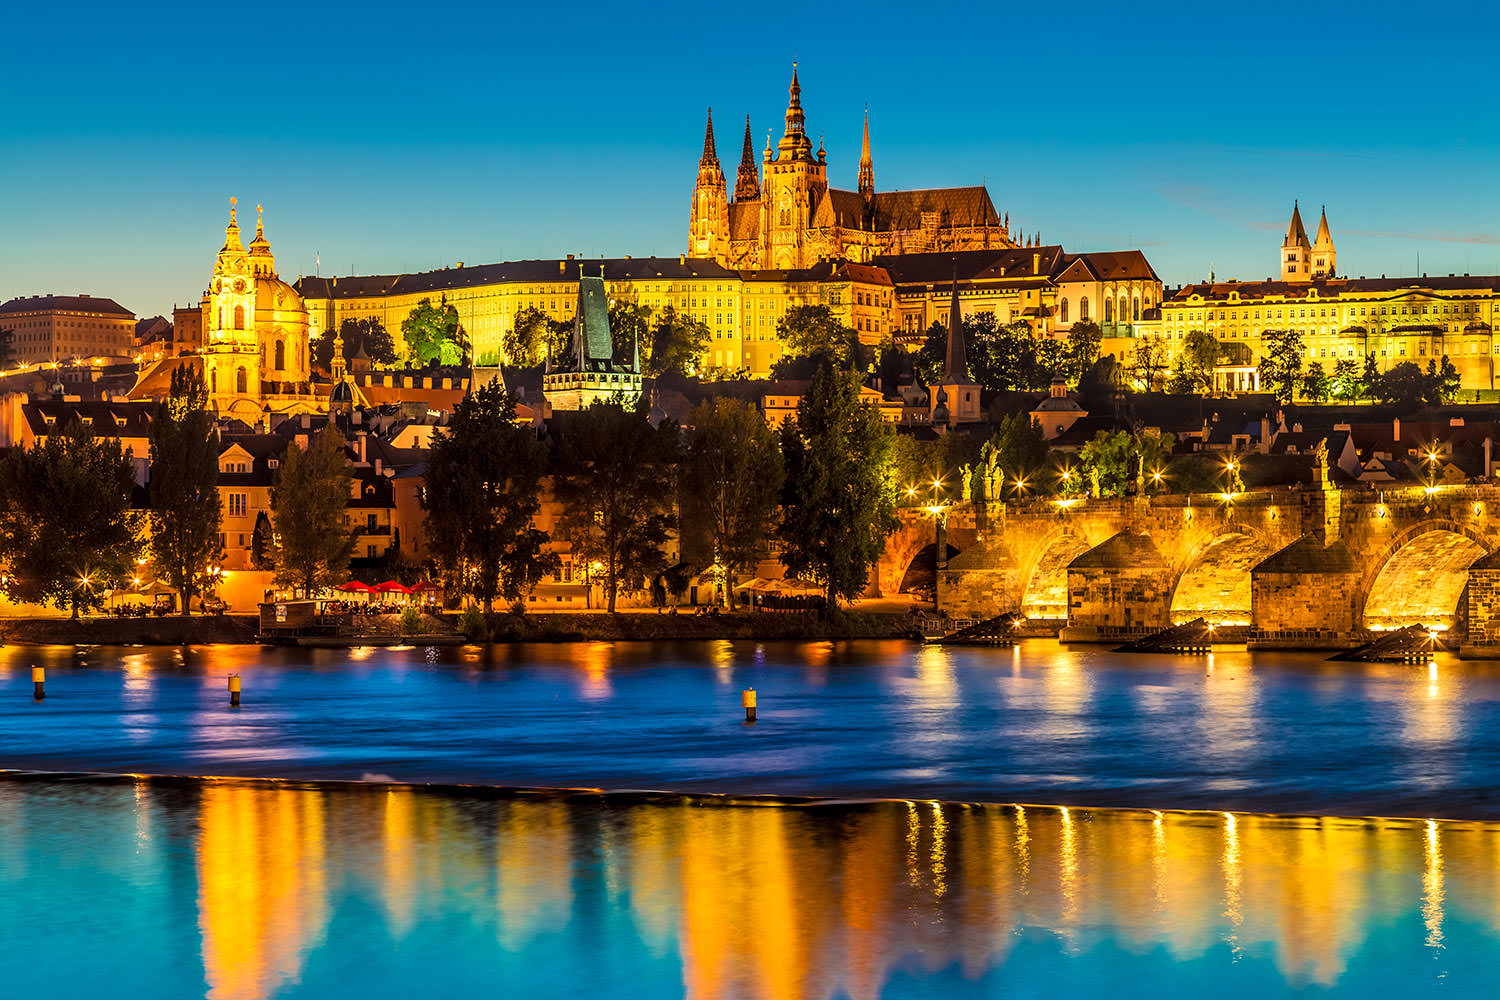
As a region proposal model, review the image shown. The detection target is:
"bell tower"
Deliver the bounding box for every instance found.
[758,63,828,269]
[1311,206,1336,280]
[687,108,729,261]
[202,197,261,416]
[1280,201,1313,282]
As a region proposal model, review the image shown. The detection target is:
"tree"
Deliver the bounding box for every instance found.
[1182,330,1219,391]
[777,305,859,364]
[148,366,222,616]
[1136,429,1176,489]
[679,398,784,608]
[1079,430,1137,497]
[1301,362,1331,404]
[1130,334,1169,391]
[1374,362,1429,414]
[423,380,557,615]
[1257,329,1306,403]
[983,412,1050,494]
[1063,321,1103,382]
[270,424,356,597]
[504,306,572,367]
[647,306,710,378]
[250,511,274,570]
[1430,355,1461,406]
[1361,353,1382,401]
[312,317,397,370]
[402,298,467,365]
[778,367,899,609]
[1166,359,1198,394]
[1332,357,1360,400]
[608,301,653,363]
[0,420,140,617]
[554,399,676,612]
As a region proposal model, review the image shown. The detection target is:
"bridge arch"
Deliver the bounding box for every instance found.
[1360,520,1491,632]
[1170,530,1279,626]
[1018,527,1093,621]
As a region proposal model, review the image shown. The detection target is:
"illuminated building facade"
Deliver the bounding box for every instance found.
[0,293,136,364]
[1158,274,1500,391]
[131,200,323,418]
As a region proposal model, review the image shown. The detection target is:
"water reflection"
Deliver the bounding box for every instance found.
[4,780,1494,997]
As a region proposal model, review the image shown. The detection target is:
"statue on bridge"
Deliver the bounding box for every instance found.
[961,464,975,501]
[977,442,1003,500]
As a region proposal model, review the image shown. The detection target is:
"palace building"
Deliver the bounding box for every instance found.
[1150,205,1500,392]
[688,66,1020,270]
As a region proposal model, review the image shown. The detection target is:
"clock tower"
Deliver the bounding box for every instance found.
[202,197,262,416]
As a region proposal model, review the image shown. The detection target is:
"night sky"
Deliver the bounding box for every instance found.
[3,0,1497,318]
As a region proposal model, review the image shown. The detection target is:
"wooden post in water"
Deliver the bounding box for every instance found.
[31,666,43,701]
[742,688,757,723]
[228,674,241,708]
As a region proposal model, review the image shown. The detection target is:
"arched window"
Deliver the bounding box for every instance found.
[233,305,244,329]
[274,340,285,371]
[1060,298,1069,323]
[1104,298,1113,323]
[1080,296,1090,321]
[1133,297,1141,321]
[236,367,247,394]
[210,369,217,393]
[1118,295,1128,323]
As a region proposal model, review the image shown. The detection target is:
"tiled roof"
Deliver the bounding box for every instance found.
[22,399,154,437]
[295,257,740,300]
[867,186,1001,230]
[1168,275,1500,303]
[876,246,1064,285]
[0,294,133,316]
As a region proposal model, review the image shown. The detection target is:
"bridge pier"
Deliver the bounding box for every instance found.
[1461,550,1500,658]
[1248,535,1363,649]
[1058,531,1173,643]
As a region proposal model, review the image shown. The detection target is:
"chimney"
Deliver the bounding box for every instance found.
[374,457,383,476]
[358,432,367,463]
[558,260,566,274]
[1393,417,1400,442]
[1260,415,1271,453]
[1032,252,1040,274]
[1486,437,1493,478]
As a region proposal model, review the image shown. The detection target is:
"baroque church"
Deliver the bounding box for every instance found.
[689,66,1023,270]
[131,199,322,419]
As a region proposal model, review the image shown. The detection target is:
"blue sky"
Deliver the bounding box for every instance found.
[2,0,1497,318]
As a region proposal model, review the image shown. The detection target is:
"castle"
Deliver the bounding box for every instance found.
[688,66,1023,270]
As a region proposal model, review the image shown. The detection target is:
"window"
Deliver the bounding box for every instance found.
[274,340,285,371]
[235,367,247,394]
[1080,296,1089,320]
[233,305,244,328]
[227,494,246,517]
[1059,298,1069,323]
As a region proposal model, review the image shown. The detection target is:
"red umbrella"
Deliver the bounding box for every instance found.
[336,581,375,593]
[408,581,440,592]
[373,580,410,594]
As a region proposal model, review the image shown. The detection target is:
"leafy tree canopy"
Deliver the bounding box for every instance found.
[312,317,397,371]
[270,424,356,597]
[149,365,223,615]
[402,298,468,366]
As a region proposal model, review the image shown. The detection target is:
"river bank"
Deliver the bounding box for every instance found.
[0,609,920,646]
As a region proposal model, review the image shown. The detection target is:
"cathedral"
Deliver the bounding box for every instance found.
[689,66,1023,270]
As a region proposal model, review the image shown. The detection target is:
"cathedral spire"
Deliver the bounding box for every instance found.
[857,108,874,199]
[777,61,812,161]
[699,107,719,166]
[735,115,760,201]
[1284,199,1310,248]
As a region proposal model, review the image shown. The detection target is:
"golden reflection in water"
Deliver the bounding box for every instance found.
[914,643,956,703]
[1423,819,1445,951]
[574,642,613,701]
[710,640,734,686]
[177,784,1497,998]
[1222,812,1242,953]
[196,782,327,1000]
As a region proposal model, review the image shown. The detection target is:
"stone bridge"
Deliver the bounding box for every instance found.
[879,482,1500,652]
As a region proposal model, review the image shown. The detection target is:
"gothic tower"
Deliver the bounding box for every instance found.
[758,63,828,269]
[687,108,729,259]
[1280,200,1312,282]
[734,115,759,202]
[1311,206,1336,280]
[202,197,261,415]
[857,109,874,200]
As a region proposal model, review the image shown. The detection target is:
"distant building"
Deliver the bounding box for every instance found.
[0,293,136,364]
[1280,202,1336,282]
[542,275,642,411]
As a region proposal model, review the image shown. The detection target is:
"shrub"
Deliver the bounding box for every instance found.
[458,603,488,641]
[398,605,421,637]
